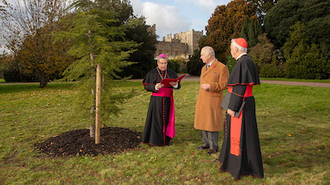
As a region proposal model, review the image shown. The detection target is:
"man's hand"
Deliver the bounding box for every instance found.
[156,83,164,89]
[169,81,178,87]
[201,84,210,91]
[227,109,235,117]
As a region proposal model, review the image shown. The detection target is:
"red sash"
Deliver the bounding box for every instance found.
[152,88,175,138]
[228,85,253,156]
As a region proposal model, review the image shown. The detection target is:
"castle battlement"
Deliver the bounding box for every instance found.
[149,24,203,60]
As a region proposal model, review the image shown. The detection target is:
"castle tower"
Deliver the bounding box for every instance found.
[148,24,204,59]
[147,24,156,35]
[178,29,203,54]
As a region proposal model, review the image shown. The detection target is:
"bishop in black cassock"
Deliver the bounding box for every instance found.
[142,54,181,146]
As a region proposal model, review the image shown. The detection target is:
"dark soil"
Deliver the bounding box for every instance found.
[34,127,142,157]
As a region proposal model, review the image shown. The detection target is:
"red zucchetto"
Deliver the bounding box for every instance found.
[235,38,248,48]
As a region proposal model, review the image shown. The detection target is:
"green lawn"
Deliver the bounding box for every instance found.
[260,78,330,83]
[0,81,329,184]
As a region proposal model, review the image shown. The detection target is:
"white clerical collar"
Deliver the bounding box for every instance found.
[236,53,247,60]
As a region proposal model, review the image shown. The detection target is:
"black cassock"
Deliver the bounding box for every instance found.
[218,54,264,179]
[142,68,180,146]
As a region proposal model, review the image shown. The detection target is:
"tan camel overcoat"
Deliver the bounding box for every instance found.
[194,59,229,132]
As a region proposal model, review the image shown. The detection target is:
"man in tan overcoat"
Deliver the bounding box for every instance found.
[194,46,229,155]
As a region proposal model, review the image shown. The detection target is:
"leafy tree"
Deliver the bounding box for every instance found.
[248,33,286,78]
[264,0,330,51]
[201,0,256,63]
[56,0,137,139]
[282,22,308,61]
[283,22,329,79]
[0,0,72,87]
[263,0,302,47]
[15,26,74,85]
[305,14,330,59]
[0,54,8,72]
[249,33,275,66]
[247,0,278,22]
[285,42,328,79]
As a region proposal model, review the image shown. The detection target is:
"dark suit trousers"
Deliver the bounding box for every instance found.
[201,130,219,150]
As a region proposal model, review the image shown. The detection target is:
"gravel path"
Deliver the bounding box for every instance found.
[179,75,330,88]
[1,75,329,88]
[259,80,330,88]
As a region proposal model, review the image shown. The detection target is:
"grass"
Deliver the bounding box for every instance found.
[260,78,330,83]
[0,81,329,184]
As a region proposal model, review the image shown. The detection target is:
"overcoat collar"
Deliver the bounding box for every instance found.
[202,58,219,78]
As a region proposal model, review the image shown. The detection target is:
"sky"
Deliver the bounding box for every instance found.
[1,0,232,53]
[130,0,232,40]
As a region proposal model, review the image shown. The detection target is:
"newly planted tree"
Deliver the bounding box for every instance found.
[56,0,137,143]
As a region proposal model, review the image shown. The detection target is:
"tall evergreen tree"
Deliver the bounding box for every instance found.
[56,0,137,138]
[240,17,262,48]
[120,17,157,79]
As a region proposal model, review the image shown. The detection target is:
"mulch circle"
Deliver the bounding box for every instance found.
[34,127,142,157]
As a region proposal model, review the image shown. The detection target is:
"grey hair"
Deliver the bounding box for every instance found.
[231,39,247,53]
[157,56,168,62]
[201,46,215,57]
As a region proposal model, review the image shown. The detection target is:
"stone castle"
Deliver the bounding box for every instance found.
[147,24,203,60]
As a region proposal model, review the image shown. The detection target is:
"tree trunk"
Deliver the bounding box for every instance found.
[89,124,95,138]
[90,88,95,138]
[38,71,48,88]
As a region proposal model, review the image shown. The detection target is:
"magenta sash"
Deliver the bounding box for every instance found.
[152,88,175,138]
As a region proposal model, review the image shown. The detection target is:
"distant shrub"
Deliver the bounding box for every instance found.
[187,50,203,76]
[260,63,285,78]
[226,56,236,74]
[3,65,37,82]
[285,43,329,79]
[168,59,181,73]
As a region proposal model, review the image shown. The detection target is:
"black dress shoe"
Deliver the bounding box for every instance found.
[207,149,218,155]
[214,158,220,162]
[196,146,209,150]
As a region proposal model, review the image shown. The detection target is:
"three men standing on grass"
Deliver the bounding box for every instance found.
[141,38,264,180]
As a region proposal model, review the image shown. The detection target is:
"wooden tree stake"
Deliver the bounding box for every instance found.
[95,64,101,144]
